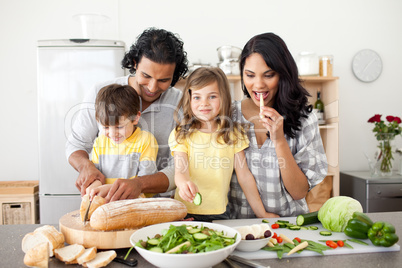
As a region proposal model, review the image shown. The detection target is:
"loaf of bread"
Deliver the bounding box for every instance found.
[22,225,65,257]
[90,198,187,231]
[80,195,106,222]
[23,242,49,268]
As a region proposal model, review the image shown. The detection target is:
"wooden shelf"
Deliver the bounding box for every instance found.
[299,76,339,82]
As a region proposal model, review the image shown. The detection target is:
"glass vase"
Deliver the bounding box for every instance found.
[376,134,395,176]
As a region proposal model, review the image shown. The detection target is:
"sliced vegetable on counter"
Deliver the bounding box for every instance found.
[368,221,399,247]
[317,196,363,232]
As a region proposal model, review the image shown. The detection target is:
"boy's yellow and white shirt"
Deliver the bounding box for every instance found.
[92,127,158,184]
[168,128,249,215]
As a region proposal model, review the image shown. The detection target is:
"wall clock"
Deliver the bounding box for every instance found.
[352,49,382,82]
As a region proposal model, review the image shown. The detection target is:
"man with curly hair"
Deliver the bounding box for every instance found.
[66,28,188,202]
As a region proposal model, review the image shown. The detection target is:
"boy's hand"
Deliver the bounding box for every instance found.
[86,180,102,196]
[90,184,112,199]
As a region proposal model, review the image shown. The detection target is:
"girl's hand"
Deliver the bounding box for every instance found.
[259,106,285,144]
[178,181,199,203]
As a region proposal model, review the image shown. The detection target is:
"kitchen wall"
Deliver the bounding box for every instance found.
[1,0,401,182]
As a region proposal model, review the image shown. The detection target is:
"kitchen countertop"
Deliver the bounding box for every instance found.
[2,212,401,268]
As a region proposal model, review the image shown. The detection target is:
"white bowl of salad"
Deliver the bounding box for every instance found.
[130,221,241,268]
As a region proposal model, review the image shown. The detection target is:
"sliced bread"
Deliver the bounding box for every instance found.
[77,247,97,264]
[23,242,49,268]
[22,225,65,257]
[54,244,85,262]
[83,250,116,268]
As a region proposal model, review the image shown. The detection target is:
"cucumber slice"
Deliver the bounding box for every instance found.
[319,231,333,236]
[193,192,202,206]
[188,228,201,234]
[193,232,208,241]
[289,226,301,230]
[276,222,287,228]
[309,226,319,230]
[296,211,319,226]
[149,247,163,253]
[147,238,160,246]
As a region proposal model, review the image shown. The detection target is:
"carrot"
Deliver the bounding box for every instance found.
[287,241,308,256]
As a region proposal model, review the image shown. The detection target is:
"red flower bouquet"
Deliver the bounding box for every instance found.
[368,114,402,175]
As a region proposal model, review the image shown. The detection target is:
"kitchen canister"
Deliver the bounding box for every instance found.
[297,52,319,76]
[319,55,334,77]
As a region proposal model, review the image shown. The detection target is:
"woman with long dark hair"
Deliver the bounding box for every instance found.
[229,32,328,218]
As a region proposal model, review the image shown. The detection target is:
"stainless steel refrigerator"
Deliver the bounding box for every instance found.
[37,39,125,224]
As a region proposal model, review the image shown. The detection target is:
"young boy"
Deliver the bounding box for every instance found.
[88,83,158,198]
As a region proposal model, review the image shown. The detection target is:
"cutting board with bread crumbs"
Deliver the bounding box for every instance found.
[214,217,400,259]
[59,210,137,249]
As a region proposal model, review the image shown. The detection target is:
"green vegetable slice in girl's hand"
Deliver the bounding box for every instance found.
[193,192,202,206]
[368,221,399,247]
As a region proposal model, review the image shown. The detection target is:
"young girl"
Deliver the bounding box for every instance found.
[168,67,270,221]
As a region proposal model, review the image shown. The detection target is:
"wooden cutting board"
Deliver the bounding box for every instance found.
[59,210,137,249]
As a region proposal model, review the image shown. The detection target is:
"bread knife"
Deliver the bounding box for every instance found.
[83,199,92,224]
[228,255,269,268]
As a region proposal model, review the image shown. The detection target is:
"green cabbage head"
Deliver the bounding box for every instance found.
[317,196,363,232]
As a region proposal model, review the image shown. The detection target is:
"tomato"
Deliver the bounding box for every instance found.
[337,240,344,247]
[326,240,338,249]
[271,224,280,229]
[276,236,283,243]
[272,232,278,239]
[294,237,301,243]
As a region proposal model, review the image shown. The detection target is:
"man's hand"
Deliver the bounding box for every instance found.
[105,178,143,203]
[69,150,106,196]
[75,163,105,196]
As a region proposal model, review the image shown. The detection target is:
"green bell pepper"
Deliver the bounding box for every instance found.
[344,212,373,239]
[368,221,399,247]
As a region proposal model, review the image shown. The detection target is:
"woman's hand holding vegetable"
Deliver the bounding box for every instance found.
[259,106,309,200]
[259,106,285,145]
